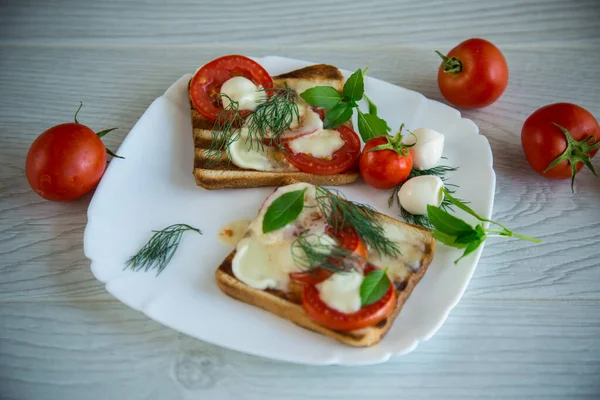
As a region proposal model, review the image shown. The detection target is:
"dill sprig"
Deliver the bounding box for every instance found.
[388,164,466,230]
[207,87,299,164]
[315,187,402,259]
[291,232,364,273]
[246,86,299,151]
[125,224,202,276]
[206,94,244,165]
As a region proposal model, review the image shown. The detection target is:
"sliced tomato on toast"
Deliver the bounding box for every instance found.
[289,226,367,285]
[283,125,361,175]
[302,264,396,332]
[190,55,274,122]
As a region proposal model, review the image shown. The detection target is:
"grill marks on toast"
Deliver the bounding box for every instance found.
[215,214,436,347]
[190,64,359,190]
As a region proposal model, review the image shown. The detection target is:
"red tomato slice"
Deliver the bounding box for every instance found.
[289,227,367,286]
[283,125,361,175]
[189,55,274,122]
[290,269,334,286]
[302,264,396,332]
[311,107,325,121]
[279,107,324,143]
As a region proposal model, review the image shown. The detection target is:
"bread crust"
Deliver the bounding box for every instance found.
[215,214,435,347]
[190,63,359,190]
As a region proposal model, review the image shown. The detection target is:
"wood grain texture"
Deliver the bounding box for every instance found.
[0,0,599,46]
[1,46,599,302]
[1,301,599,400]
[1,0,600,398]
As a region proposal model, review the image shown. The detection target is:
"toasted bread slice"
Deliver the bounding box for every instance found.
[215,213,435,347]
[191,64,359,190]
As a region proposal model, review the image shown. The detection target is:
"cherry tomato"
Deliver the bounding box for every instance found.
[302,264,396,332]
[359,134,413,190]
[189,55,274,122]
[27,125,105,201]
[436,38,508,109]
[521,103,600,190]
[25,106,120,202]
[289,226,367,286]
[283,125,361,175]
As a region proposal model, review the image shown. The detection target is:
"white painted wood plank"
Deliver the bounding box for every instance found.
[1,0,599,47]
[1,301,599,399]
[1,46,599,302]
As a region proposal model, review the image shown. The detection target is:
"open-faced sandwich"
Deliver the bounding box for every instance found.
[215,182,435,347]
[189,55,361,189]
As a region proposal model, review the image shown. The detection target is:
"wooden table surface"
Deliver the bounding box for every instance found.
[1,1,600,399]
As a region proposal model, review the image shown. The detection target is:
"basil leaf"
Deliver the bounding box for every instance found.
[427,205,474,237]
[444,190,491,224]
[454,233,480,244]
[343,69,364,102]
[262,189,307,233]
[364,94,377,115]
[357,110,391,142]
[300,86,342,109]
[432,230,458,246]
[323,102,353,129]
[360,268,390,306]
[455,234,486,264]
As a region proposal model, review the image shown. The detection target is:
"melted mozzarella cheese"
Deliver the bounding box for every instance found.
[398,176,444,216]
[288,129,344,159]
[229,139,277,171]
[286,105,323,135]
[220,76,266,111]
[367,221,427,281]
[232,183,331,290]
[232,237,297,290]
[403,128,445,170]
[317,271,363,313]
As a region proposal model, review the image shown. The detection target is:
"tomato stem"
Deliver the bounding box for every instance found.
[95,127,124,159]
[435,50,462,74]
[543,123,600,192]
[365,123,415,156]
[74,102,83,124]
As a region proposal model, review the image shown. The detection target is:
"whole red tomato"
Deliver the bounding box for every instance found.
[436,38,508,109]
[26,105,121,201]
[359,132,413,190]
[521,103,600,191]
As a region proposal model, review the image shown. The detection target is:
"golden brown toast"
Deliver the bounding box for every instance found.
[191,64,360,190]
[215,213,435,347]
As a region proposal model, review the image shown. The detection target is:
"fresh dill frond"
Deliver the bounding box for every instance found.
[206,94,244,166]
[400,207,434,230]
[291,232,363,273]
[125,224,202,276]
[206,87,299,164]
[314,187,401,259]
[409,165,458,180]
[246,86,299,151]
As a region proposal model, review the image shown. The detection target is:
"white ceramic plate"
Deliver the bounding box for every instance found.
[84,56,495,366]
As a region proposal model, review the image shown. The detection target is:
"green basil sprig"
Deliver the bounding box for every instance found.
[427,190,542,263]
[300,68,390,143]
[262,188,307,233]
[360,268,390,306]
